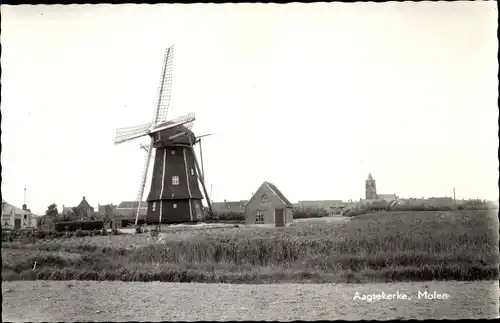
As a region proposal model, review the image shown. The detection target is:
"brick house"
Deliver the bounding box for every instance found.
[211,200,247,214]
[62,196,96,220]
[244,181,293,226]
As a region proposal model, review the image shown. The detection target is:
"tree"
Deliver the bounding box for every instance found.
[45,203,59,217]
[103,204,114,223]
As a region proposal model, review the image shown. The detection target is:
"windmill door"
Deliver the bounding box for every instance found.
[274,208,285,227]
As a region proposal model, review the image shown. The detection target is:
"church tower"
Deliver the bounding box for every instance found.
[365,173,377,200]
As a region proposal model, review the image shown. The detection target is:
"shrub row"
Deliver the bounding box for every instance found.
[293,208,331,219]
[1,228,120,242]
[206,209,331,222]
[205,212,245,223]
[343,204,460,217]
[54,220,104,232]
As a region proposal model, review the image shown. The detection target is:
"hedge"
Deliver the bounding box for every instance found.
[54,220,104,232]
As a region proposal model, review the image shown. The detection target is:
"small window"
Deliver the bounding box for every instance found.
[191,168,194,175]
[171,151,175,155]
[173,204,177,208]
[24,214,27,219]
[261,194,269,204]
[227,205,231,209]
[172,176,179,185]
[256,210,264,224]
[152,202,156,211]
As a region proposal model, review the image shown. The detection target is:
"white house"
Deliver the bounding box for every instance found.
[1,199,38,229]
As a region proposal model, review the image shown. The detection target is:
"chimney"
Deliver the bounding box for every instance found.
[22,188,27,211]
[224,199,226,203]
[83,196,86,200]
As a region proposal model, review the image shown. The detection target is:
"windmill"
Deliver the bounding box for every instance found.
[114,45,213,225]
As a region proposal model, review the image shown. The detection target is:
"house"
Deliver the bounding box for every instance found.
[297,200,346,215]
[62,196,96,220]
[97,203,118,217]
[1,199,38,229]
[211,200,247,214]
[377,194,398,203]
[427,197,454,208]
[114,201,147,220]
[244,181,293,226]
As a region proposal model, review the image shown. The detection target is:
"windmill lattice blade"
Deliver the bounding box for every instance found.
[149,112,195,134]
[135,138,154,225]
[115,122,152,144]
[153,45,174,125]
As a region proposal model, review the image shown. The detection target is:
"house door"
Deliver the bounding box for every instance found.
[14,218,21,229]
[274,208,285,227]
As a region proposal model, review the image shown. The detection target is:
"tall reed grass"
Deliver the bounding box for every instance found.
[2,210,498,283]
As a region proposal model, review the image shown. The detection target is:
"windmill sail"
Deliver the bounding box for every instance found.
[153,45,174,125]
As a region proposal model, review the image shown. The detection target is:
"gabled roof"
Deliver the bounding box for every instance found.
[245,181,293,207]
[117,201,148,209]
[378,194,397,199]
[2,200,32,216]
[77,197,94,210]
[212,201,247,209]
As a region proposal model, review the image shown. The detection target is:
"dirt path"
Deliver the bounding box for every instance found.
[2,280,497,321]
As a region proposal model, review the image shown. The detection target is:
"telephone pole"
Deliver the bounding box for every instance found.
[453,187,456,206]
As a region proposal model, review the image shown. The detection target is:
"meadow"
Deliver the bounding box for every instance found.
[2,210,498,284]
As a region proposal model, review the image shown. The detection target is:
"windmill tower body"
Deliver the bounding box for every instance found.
[114,45,213,225]
[145,126,204,223]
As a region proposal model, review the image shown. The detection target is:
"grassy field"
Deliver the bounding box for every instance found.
[2,210,498,283]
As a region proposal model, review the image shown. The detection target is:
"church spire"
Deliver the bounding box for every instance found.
[367,172,374,181]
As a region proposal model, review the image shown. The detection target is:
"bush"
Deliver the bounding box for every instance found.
[54,220,104,232]
[206,212,245,223]
[293,208,329,219]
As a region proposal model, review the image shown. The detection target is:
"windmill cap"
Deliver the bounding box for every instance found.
[151,124,196,147]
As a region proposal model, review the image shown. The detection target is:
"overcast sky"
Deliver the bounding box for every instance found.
[1,2,498,214]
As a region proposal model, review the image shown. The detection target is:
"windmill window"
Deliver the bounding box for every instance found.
[152,202,156,211]
[173,204,177,209]
[191,168,194,176]
[172,176,179,185]
[256,211,264,224]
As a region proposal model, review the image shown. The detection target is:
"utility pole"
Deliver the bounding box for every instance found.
[453,187,456,206]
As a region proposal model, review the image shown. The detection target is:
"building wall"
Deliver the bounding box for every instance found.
[146,199,203,223]
[115,207,147,219]
[285,207,293,223]
[245,183,290,225]
[2,209,37,230]
[365,179,377,200]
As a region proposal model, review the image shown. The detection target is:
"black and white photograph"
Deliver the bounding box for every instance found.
[1,2,498,321]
